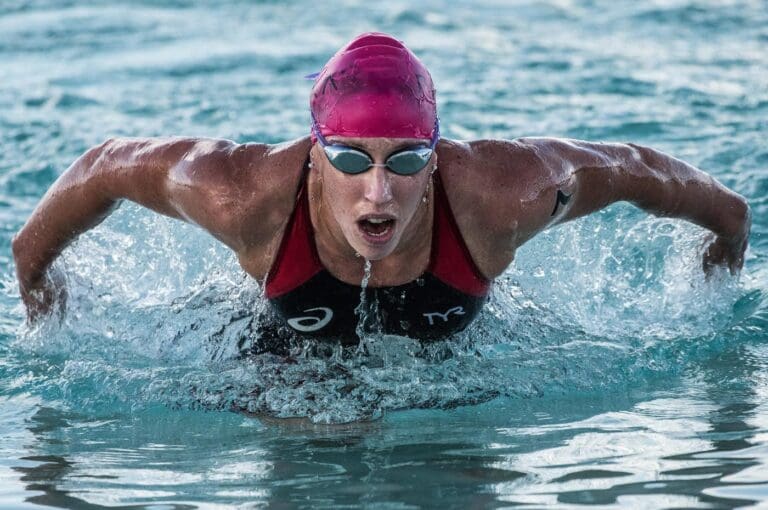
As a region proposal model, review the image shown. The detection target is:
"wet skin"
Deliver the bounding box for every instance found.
[12,134,751,321]
[307,136,436,286]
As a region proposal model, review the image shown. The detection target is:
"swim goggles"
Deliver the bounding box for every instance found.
[311,114,440,175]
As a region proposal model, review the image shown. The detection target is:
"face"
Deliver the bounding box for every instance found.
[311,136,435,261]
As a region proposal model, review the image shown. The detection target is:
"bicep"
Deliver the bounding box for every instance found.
[96,137,236,220]
[498,138,631,246]
[94,137,268,251]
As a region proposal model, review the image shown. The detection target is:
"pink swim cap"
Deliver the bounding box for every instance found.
[310,32,437,141]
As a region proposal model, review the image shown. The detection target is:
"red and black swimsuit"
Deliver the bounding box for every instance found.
[262,168,490,345]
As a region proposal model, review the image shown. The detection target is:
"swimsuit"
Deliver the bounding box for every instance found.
[261,167,490,345]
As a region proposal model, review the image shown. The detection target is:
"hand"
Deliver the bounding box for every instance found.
[19,267,67,324]
[702,233,748,276]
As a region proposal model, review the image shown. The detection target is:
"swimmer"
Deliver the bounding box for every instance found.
[12,32,751,342]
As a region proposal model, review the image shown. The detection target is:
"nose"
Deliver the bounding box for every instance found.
[363,165,393,205]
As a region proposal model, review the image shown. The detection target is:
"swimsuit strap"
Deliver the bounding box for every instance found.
[427,171,491,297]
[266,166,491,299]
[264,162,322,298]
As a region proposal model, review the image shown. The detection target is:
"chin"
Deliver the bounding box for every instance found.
[351,243,396,261]
[348,233,400,261]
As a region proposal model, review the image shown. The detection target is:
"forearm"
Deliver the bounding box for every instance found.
[618,143,751,244]
[12,141,120,291]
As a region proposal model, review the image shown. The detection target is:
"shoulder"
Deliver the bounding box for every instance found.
[167,135,311,199]
[437,137,567,195]
[433,138,548,277]
[435,137,609,277]
[450,136,621,169]
[167,136,312,250]
[439,136,625,209]
[168,138,268,191]
[437,137,565,221]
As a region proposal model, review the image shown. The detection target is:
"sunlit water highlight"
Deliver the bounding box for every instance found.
[1,0,767,508]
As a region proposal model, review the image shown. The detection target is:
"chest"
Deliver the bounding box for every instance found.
[267,271,487,343]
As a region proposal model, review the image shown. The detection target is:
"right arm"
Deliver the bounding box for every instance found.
[11,137,266,321]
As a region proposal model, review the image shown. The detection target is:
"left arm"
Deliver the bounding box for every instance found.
[514,138,751,273]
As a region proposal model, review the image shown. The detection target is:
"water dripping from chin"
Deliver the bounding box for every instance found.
[354,259,374,341]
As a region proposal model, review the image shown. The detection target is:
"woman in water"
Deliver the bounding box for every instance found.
[12,33,751,345]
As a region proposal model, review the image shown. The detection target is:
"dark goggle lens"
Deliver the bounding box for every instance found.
[324,145,433,175]
[386,147,432,175]
[324,147,372,174]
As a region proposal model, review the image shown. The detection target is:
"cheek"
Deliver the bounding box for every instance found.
[393,176,428,210]
[322,171,359,216]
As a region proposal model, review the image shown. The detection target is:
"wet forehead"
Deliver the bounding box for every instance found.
[326,136,429,152]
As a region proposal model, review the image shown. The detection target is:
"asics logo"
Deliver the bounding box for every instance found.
[423,306,465,326]
[287,307,333,332]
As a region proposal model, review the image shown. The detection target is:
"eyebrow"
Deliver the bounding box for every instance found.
[329,140,427,152]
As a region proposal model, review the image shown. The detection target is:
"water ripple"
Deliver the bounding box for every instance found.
[1,0,767,506]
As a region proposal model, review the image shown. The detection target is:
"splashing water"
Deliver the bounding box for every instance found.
[354,258,373,340]
[4,200,752,425]
[2,2,768,506]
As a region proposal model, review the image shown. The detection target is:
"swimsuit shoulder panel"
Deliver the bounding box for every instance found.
[428,172,490,296]
[264,166,322,298]
[262,168,491,342]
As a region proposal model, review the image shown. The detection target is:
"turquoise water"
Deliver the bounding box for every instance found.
[1,0,767,507]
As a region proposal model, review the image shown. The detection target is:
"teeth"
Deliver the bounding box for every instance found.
[367,218,388,224]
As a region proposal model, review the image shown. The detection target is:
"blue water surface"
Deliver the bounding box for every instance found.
[1,0,768,508]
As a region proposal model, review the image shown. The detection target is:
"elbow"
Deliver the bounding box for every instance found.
[11,229,46,289]
[710,177,751,242]
[11,231,23,263]
[731,196,752,239]
[11,229,31,279]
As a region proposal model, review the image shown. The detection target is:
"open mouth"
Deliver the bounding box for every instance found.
[357,217,396,242]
